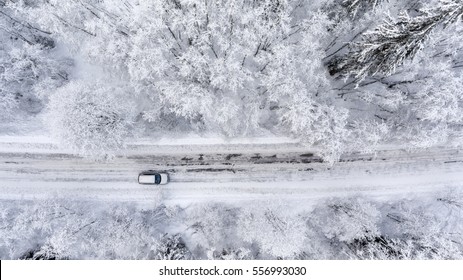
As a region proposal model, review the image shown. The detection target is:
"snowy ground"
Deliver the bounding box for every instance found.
[1,136,463,208]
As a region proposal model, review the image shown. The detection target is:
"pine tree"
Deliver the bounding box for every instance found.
[332,0,463,81]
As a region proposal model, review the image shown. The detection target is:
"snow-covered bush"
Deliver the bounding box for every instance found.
[45,81,136,158]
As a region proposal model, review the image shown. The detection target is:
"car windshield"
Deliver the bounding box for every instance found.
[155,174,161,184]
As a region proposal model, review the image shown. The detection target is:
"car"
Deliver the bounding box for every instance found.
[138,171,169,185]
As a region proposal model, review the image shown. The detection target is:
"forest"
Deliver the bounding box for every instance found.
[1,0,463,161]
[1,0,463,260]
[1,189,462,260]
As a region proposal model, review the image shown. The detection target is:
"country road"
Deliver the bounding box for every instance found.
[1,139,463,206]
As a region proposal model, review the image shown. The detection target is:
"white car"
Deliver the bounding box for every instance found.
[138,171,169,185]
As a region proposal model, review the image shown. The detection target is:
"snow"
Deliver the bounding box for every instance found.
[0,133,308,155]
[132,134,300,146]
[1,138,462,209]
[2,140,462,259]
[0,135,57,144]
[2,0,463,260]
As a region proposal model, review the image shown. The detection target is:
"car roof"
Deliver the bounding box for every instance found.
[140,171,167,175]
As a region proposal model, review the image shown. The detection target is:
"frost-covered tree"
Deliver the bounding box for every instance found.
[206,247,252,260]
[0,2,69,120]
[381,200,463,259]
[398,61,463,148]
[333,0,463,80]
[1,193,462,260]
[0,44,69,98]
[237,202,307,258]
[342,0,384,18]
[311,197,380,243]
[327,0,463,150]
[5,0,463,160]
[154,234,192,260]
[1,0,54,47]
[45,81,136,158]
[11,0,350,161]
[185,203,238,251]
[340,44,463,149]
[281,100,349,162]
[304,193,463,260]
[86,205,168,259]
[0,199,97,259]
[125,0,338,138]
[0,199,170,260]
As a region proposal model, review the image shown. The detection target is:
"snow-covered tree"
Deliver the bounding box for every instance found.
[0,199,96,259]
[333,0,463,81]
[326,0,463,151]
[342,0,384,18]
[237,202,307,258]
[154,234,192,260]
[0,86,17,120]
[0,2,69,120]
[4,0,463,160]
[185,203,238,251]
[0,199,171,260]
[281,100,349,162]
[206,247,252,260]
[11,0,351,161]
[382,200,463,259]
[125,0,337,138]
[44,80,136,159]
[311,197,380,243]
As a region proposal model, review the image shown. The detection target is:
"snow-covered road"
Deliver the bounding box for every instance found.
[1,138,463,206]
